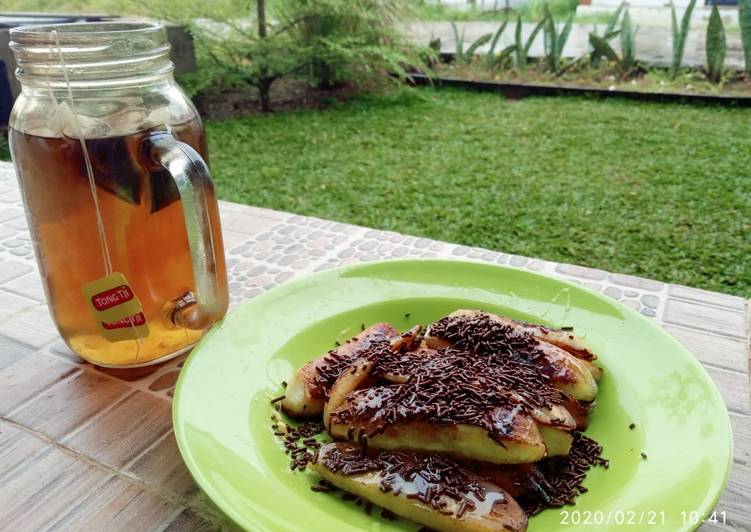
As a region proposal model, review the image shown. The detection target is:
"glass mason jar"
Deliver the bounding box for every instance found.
[8,22,229,367]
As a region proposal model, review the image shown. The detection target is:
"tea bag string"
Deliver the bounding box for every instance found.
[51,30,113,276]
[51,31,143,358]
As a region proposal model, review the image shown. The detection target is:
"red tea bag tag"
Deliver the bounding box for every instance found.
[82,272,150,342]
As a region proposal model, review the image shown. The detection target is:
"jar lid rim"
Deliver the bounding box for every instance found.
[10,20,163,38]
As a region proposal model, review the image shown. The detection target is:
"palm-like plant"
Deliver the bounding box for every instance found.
[739,0,751,75]
[513,14,545,71]
[587,5,638,77]
[541,3,575,73]
[705,4,726,83]
[669,0,697,80]
[451,22,493,65]
[589,2,624,68]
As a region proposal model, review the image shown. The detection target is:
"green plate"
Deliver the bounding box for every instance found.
[173,259,732,531]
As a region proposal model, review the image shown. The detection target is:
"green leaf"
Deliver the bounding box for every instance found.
[514,15,524,69]
[543,3,557,71]
[497,44,517,69]
[525,17,547,56]
[589,33,619,63]
[591,4,624,68]
[451,21,464,60]
[671,2,679,49]
[603,29,622,40]
[739,0,751,73]
[558,11,575,62]
[605,2,626,35]
[670,0,697,79]
[620,8,637,72]
[485,19,509,68]
[464,32,493,63]
[706,4,726,83]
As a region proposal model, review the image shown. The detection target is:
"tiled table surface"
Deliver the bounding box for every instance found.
[0,161,748,531]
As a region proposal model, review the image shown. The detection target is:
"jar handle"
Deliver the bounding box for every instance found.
[147,132,226,330]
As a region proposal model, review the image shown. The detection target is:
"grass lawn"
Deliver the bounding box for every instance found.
[206,88,750,297]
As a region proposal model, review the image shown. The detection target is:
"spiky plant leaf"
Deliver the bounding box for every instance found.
[620,8,637,73]
[495,44,517,70]
[463,32,493,64]
[589,33,619,63]
[524,20,545,55]
[591,2,624,68]
[558,10,575,63]
[605,2,626,36]
[514,15,524,69]
[603,29,622,40]
[485,19,509,68]
[514,14,545,71]
[706,4,726,83]
[671,2,679,53]
[739,0,751,73]
[451,21,464,61]
[525,17,547,57]
[670,0,697,79]
[543,3,557,71]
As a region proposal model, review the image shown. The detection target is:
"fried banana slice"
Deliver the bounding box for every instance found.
[425,310,599,401]
[509,318,602,381]
[330,387,546,464]
[389,324,423,353]
[324,358,377,431]
[511,319,596,361]
[459,462,551,501]
[527,404,574,457]
[311,443,528,532]
[323,325,427,429]
[380,362,575,455]
[282,323,399,418]
[372,345,577,456]
[429,310,602,380]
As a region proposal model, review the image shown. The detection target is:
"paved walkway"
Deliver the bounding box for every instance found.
[408,6,745,69]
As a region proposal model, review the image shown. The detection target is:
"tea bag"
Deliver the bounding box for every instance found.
[51,100,142,207]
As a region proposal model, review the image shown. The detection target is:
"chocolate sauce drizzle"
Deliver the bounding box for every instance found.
[280,315,609,522]
[429,312,575,383]
[336,347,563,441]
[312,329,394,399]
[333,315,566,440]
[320,444,489,517]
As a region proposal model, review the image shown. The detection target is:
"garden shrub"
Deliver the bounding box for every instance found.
[147,0,431,110]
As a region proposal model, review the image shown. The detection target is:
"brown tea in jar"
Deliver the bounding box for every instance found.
[8,22,229,366]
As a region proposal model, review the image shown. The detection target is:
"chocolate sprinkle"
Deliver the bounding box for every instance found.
[428,313,576,386]
[312,327,394,399]
[519,432,608,515]
[272,420,325,472]
[334,315,567,441]
[336,347,562,441]
[280,316,609,523]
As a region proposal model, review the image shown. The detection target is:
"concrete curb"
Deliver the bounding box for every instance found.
[409,72,751,106]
